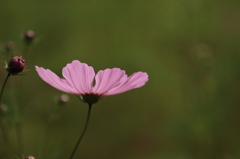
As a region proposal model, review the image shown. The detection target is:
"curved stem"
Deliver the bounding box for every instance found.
[0,73,12,159]
[69,104,92,159]
[0,73,10,104]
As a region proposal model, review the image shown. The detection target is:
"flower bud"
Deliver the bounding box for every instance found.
[7,56,25,74]
[24,30,36,44]
[0,104,8,114]
[58,94,69,105]
[5,41,15,51]
[25,156,35,159]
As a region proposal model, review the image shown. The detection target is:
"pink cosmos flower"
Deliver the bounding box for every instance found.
[35,60,148,104]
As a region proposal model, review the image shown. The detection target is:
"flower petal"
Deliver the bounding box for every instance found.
[104,72,148,96]
[93,68,127,95]
[62,60,95,94]
[35,66,79,94]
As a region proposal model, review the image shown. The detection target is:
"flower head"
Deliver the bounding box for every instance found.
[7,56,26,75]
[35,60,148,104]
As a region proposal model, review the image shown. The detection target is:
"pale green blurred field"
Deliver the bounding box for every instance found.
[1,0,240,159]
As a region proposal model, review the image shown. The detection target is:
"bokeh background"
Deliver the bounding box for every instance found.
[0,0,240,159]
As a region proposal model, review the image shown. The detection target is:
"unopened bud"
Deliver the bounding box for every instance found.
[25,156,35,159]
[5,41,15,51]
[0,104,8,113]
[7,56,25,74]
[24,30,36,43]
[58,94,69,104]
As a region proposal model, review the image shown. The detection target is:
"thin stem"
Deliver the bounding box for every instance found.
[69,104,92,159]
[0,73,12,159]
[0,121,12,159]
[16,122,24,156]
[42,122,53,159]
[22,44,29,57]
[0,73,10,104]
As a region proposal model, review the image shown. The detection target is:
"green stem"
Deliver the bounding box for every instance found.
[0,73,12,159]
[0,73,10,104]
[0,122,12,159]
[69,104,92,159]
[42,124,50,159]
[16,122,24,156]
[22,44,29,57]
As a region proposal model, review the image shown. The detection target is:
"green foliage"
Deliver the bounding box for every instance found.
[0,0,240,158]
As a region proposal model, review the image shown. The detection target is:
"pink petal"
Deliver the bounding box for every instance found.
[104,72,148,96]
[93,68,127,95]
[62,60,95,94]
[35,66,79,94]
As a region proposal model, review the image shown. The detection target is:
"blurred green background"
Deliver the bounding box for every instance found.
[1,0,240,159]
